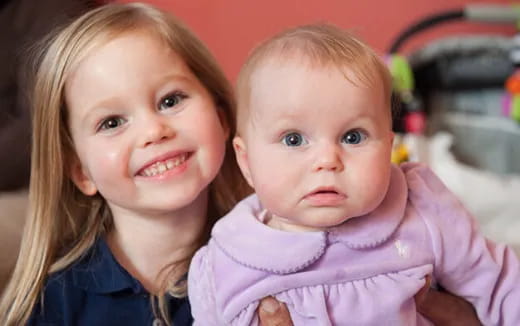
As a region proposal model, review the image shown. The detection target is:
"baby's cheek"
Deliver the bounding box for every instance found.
[357,167,391,212]
[254,166,298,209]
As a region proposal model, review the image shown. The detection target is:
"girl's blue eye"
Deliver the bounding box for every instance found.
[99,116,125,131]
[159,92,186,110]
[282,132,307,147]
[342,130,367,144]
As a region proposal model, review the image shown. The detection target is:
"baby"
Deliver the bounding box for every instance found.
[188,24,520,325]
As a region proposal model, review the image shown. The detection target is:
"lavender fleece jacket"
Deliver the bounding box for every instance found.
[188,163,520,325]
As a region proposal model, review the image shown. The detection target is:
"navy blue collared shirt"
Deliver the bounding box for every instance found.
[28,238,193,326]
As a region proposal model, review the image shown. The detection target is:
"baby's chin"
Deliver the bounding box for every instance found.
[266,210,356,232]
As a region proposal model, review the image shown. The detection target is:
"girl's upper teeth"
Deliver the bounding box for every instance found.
[141,154,187,176]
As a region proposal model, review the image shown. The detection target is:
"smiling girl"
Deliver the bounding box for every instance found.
[0,3,251,325]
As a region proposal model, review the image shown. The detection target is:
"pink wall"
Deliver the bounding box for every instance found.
[117,0,516,80]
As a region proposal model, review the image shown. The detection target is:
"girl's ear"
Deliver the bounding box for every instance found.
[69,156,97,196]
[232,136,254,188]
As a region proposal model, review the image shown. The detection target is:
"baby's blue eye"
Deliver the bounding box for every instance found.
[342,130,367,144]
[282,132,307,146]
[99,116,125,131]
[159,92,186,110]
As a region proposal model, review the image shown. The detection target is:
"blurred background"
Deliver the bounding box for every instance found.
[118,0,516,80]
[1,0,519,293]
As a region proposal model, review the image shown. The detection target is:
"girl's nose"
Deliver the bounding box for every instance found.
[312,142,344,172]
[139,114,175,147]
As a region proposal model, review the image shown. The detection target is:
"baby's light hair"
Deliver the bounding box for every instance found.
[0,3,249,325]
[235,23,393,134]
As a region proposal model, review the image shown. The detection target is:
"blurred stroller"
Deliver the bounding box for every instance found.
[386,4,520,253]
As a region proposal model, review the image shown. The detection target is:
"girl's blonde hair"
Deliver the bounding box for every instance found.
[235,23,393,133]
[0,3,249,325]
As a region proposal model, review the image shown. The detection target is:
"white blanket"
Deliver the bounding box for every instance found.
[405,132,520,255]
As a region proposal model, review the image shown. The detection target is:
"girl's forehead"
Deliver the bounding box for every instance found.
[68,27,172,75]
[67,29,180,84]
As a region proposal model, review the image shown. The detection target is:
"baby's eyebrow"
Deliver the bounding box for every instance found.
[257,107,305,123]
[253,114,297,130]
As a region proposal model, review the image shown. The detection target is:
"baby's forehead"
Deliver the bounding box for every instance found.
[235,27,393,134]
[248,61,325,101]
[243,57,389,126]
[250,50,382,88]
[248,55,380,106]
[250,67,377,111]
[252,50,337,73]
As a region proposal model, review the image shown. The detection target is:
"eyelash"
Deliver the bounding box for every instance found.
[281,132,308,147]
[97,116,126,132]
[341,129,368,145]
[159,91,188,111]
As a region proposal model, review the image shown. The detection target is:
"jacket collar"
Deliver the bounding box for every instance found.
[71,238,144,294]
[212,165,408,274]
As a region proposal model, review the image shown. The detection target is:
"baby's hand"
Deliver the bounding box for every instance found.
[258,296,293,326]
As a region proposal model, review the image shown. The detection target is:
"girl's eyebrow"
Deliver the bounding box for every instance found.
[81,103,120,125]
[157,71,198,86]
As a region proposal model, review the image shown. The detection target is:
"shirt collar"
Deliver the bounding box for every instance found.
[71,237,144,294]
[212,164,408,274]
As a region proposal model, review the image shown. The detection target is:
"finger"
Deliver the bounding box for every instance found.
[417,288,482,326]
[258,296,294,326]
[414,274,431,305]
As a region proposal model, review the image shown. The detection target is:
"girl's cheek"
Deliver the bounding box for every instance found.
[105,148,123,162]
[90,145,128,175]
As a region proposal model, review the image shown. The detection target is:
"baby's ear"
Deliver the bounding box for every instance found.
[232,136,254,188]
[69,156,97,196]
